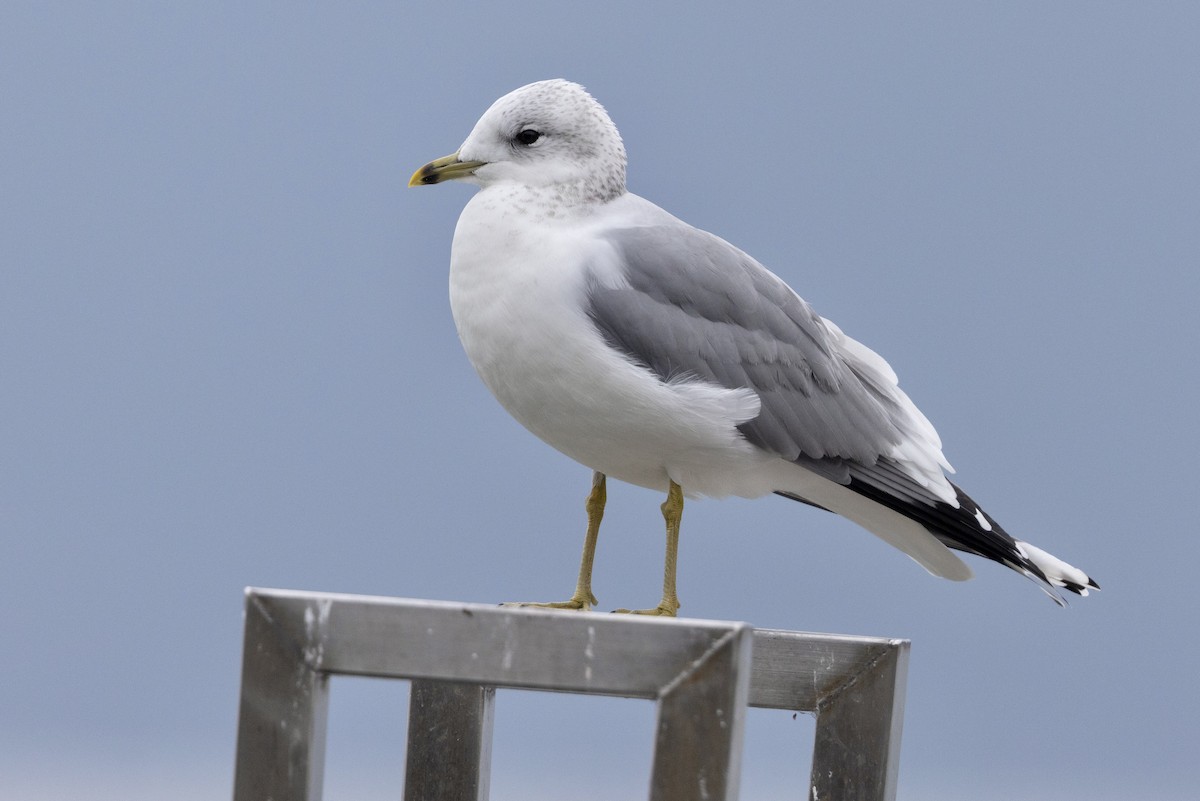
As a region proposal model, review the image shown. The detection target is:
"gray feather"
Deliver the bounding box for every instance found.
[586,224,903,467]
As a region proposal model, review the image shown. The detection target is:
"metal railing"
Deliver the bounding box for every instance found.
[233,588,908,801]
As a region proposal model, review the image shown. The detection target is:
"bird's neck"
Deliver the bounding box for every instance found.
[478,177,626,216]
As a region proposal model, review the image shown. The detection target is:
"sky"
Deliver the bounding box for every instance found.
[2,2,1198,799]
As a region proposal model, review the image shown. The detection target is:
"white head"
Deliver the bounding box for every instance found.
[411,80,627,204]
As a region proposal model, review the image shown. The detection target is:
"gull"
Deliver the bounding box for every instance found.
[409,79,1097,615]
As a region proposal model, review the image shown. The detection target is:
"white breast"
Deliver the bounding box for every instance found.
[447,189,779,497]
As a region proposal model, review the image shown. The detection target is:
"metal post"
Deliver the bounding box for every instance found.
[233,590,330,801]
[649,626,752,801]
[404,680,495,801]
[809,641,907,801]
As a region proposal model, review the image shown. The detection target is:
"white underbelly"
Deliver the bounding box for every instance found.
[448,214,778,497]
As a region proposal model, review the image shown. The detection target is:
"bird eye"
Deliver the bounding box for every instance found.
[514,128,542,146]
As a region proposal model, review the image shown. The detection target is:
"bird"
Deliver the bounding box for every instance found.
[409,79,1097,616]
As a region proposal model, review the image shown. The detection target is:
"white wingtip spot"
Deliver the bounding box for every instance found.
[1017,540,1093,590]
[973,507,993,531]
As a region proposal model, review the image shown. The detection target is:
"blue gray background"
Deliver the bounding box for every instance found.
[3,3,1197,799]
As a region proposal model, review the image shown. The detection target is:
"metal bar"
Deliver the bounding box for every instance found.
[649,625,753,801]
[260,589,751,698]
[233,590,330,801]
[404,680,495,801]
[749,629,905,711]
[809,640,909,801]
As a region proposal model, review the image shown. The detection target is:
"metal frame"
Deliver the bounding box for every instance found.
[233,588,908,801]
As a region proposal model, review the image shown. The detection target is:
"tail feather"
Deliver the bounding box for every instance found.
[778,470,1099,605]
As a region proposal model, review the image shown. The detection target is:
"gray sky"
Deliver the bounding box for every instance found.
[3,2,1197,799]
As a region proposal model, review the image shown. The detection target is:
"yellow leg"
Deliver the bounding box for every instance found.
[504,472,605,611]
[615,480,683,617]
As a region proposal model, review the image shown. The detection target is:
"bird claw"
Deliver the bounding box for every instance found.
[501,595,595,612]
[612,601,679,617]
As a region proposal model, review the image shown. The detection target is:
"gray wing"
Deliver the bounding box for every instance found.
[586,223,1074,597]
[586,224,903,466]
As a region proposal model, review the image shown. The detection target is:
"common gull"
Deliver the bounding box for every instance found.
[409,79,1097,615]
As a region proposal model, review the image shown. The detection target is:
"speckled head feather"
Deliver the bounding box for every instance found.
[458,79,627,203]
